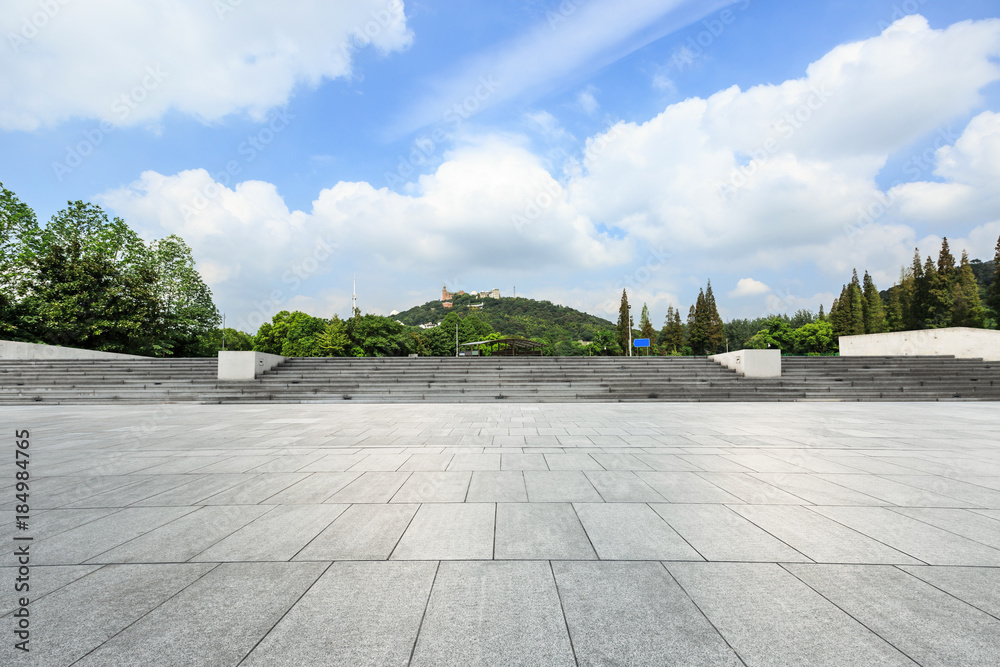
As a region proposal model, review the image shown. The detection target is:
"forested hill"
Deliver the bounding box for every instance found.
[393,293,615,342]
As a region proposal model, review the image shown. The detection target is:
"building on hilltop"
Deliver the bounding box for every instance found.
[442,284,467,301]
[442,301,453,309]
[446,285,500,301]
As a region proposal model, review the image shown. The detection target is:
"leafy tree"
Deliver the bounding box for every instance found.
[616,289,631,354]
[148,235,220,356]
[745,317,793,351]
[790,320,835,354]
[317,315,351,356]
[198,327,255,353]
[253,311,327,357]
[885,285,905,332]
[639,302,656,345]
[586,330,622,356]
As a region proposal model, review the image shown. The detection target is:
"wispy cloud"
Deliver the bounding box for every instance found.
[388,0,740,137]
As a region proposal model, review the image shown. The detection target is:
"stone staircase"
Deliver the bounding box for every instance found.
[1,355,998,404]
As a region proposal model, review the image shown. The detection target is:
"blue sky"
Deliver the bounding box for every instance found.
[2,0,999,331]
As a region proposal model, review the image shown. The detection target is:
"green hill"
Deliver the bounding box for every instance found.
[394,293,615,343]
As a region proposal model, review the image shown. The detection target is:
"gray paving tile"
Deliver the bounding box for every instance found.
[194,504,348,561]
[575,503,703,561]
[697,472,810,504]
[495,503,596,560]
[811,506,1000,566]
[350,453,411,471]
[265,472,360,504]
[524,471,602,502]
[0,563,213,666]
[467,471,528,502]
[326,471,410,503]
[544,453,603,470]
[88,505,271,563]
[0,564,99,616]
[680,455,755,472]
[899,565,1000,619]
[75,562,325,666]
[883,474,1000,507]
[750,472,888,505]
[816,473,970,507]
[554,561,742,666]
[889,507,1000,550]
[632,453,704,471]
[131,473,250,506]
[391,472,471,503]
[652,504,810,562]
[637,472,743,503]
[199,473,308,505]
[295,504,418,560]
[242,561,436,667]
[500,453,548,470]
[584,471,665,502]
[391,503,495,560]
[398,453,455,471]
[786,564,1000,667]
[29,507,196,565]
[411,561,574,667]
[447,453,501,470]
[668,562,916,666]
[730,505,921,564]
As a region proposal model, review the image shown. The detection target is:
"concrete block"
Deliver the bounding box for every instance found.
[218,351,286,380]
[709,349,782,377]
[839,327,1000,360]
[0,339,146,359]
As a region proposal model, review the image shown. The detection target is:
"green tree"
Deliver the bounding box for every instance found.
[885,285,905,332]
[745,317,793,351]
[198,327,255,353]
[903,250,924,330]
[687,289,708,354]
[639,302,656,345]
[988,235,1000,323]
[951,251,986,328]
[703,280,725,353]
[790,320,835,354]
[615,289,631,355]
[586,330,622,356]
[922,256,953,328]
[148,235,220,356]
[317,315,351,356]
[659,306,685,353]
[862,271,886,334]
[937,237,956,282]
[253,311,328,357]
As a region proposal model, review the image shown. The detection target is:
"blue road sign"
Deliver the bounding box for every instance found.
[633,338,650,348]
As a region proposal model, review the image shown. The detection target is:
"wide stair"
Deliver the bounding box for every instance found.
[0,355,998,404]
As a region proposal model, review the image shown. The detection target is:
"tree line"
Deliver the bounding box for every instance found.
[1,184,220,356]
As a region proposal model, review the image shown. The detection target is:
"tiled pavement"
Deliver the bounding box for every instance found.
[2,402,1000,666]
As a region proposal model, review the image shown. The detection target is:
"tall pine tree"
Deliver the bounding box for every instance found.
[688,290,708,355]
[862,271,886,334]
[989,234,1000,322]
[704,280,725,354]
[616,289,631,356]
[952,250,986,328]
[639,302,656,344]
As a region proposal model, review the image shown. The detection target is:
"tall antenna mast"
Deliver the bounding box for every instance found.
[352,274,357,315]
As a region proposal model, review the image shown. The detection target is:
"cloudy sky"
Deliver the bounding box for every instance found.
[2,0,999,332]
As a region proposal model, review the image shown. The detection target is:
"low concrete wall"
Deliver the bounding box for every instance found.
[709,349,782,378]
[0,340,147,360]
[839,327,1000,361]
[218,351,286,380]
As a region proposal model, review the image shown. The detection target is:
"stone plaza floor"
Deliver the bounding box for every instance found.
[2,402,999,666]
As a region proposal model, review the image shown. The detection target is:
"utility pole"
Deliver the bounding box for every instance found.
[628,305,632,357]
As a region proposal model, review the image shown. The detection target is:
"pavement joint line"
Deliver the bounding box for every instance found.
[797,505,931,565]
[778,562,925,666]
[235,561,334,666]
[405,560,441,667]
[891,563,1000,624]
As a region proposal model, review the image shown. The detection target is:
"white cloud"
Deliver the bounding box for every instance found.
[0,0,412,130]
[577,87,600,115]
[730,278,770,297]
